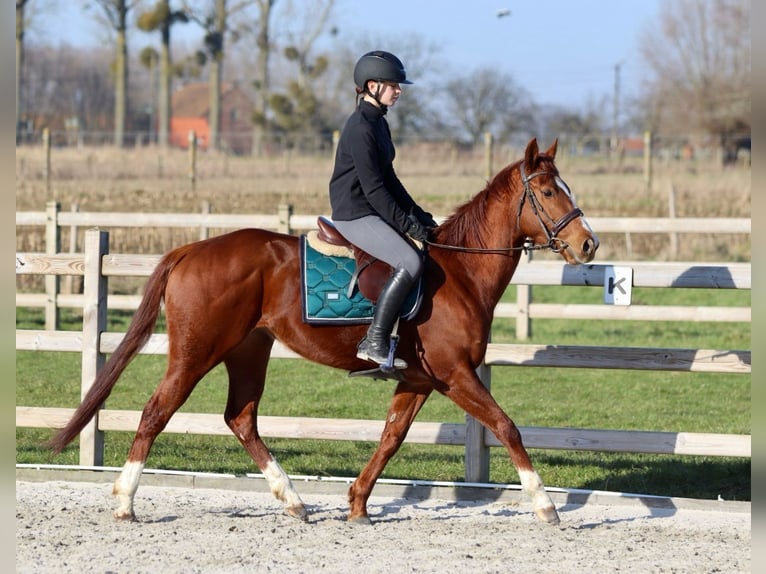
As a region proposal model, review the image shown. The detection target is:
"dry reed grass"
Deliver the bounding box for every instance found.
[16,144,751,270]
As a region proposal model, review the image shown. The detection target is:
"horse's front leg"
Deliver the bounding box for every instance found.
[348,387,432,524]
[442,365,560,525]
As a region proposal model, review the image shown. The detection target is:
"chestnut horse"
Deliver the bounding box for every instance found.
[49,138,598,525]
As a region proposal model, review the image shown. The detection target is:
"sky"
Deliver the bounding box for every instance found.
[26,0,662,111]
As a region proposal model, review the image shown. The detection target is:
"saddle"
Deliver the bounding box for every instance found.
[300,217,424,326]
[315,216,396,303]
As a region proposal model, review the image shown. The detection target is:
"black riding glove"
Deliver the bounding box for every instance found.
[411,206,437,229]
[406,215,430,243]
[421,213,438,229]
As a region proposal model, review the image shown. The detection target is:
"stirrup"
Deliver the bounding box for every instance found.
[383,334,408,371]
[356,336,407,370]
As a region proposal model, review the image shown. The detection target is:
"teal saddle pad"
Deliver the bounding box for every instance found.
[299,235,422,325]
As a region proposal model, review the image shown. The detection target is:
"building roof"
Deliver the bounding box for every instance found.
[171,82,249,117]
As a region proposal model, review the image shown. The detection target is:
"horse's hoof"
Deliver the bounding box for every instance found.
[347,514,372,525]
[113,509,136,521]
[286,504,308,522]
[535,505,560,525]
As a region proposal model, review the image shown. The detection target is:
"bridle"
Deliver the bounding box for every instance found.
[425,162,584,254]
[516,163,583,254]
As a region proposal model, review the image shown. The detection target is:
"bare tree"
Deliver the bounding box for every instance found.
[16,0,30,142]
[90,0,141,147]
[137,1,190,148]
[183,0,257,151]
[23,44,114,135]
[280,0,334,88]
[267,0,336,146]
[444,67,532,145]
[250,0,276,155]
[638,0,750,147]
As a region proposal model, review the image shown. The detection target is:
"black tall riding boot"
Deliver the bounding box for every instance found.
[356,268,416,369]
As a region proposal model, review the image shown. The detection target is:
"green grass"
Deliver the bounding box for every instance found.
[15,286,751,501]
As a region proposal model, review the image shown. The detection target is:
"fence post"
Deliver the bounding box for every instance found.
[515,250,532,340]
[200,200,211,241]
[79,229,109,466]
[643,130,653,190]
[484,132,493,180]
[278,204,293,234]
[43,127,51,195]
[188,130,197,191]
[465,359,491,482]
[63,202,80,295]
[44,201,61,330]
[668,183,678,258]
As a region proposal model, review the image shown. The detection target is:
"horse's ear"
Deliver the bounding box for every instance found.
[545,138,558,159]
[524,138,539,168]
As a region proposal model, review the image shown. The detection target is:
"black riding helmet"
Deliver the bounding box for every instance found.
[353,50,413,92]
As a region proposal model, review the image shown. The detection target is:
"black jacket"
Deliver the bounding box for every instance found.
[329,100,432,234]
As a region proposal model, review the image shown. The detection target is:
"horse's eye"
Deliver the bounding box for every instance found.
[542,188,554,198]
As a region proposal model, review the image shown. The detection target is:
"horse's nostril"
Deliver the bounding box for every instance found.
[584,237,599,255]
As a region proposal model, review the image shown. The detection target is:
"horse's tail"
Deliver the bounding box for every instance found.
[47,248,185,454]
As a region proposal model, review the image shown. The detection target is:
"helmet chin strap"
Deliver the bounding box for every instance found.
[363,81,387,112]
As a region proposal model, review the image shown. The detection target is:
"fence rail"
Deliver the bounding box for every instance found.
[16,202,752,234]
[15,230,751,480]
[16,203,752,335]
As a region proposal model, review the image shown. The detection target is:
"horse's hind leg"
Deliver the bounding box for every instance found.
[112,363,209,520]
[223,329,307,521]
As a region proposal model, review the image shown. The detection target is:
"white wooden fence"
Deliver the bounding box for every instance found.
[16,202,752,337]
[15,229,751,482]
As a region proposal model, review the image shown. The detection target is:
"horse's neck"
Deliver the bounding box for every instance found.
[434,211,525,307]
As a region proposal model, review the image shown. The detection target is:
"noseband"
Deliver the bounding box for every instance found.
[517,163,583,253]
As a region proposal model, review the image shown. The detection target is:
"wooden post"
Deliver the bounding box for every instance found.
[63,203,80,295]
[188,130,197,191]
[484,132,493,180]
[44,201,61,330]
[200,200,211,241]
[79,229,109,466]
[643,130,653,190]
[515,250,532,340]
[43,128,52,196]
[278,204,293,235]
[668,183,678,259]
[465,358,491,482]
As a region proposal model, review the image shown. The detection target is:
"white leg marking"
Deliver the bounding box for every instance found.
[519,469,554,509]
[263,459,305,512]
[112,461,144,519]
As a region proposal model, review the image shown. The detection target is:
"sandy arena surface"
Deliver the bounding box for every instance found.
[16,479,750,574]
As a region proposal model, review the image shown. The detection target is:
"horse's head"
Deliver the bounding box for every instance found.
[516,138,599,264]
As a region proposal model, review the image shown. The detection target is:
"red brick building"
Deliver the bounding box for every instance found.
[170,82,254,154]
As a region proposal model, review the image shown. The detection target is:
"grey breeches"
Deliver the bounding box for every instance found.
[333,215,424,279]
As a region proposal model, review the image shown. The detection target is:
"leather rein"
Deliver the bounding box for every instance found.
[425,163,583,255]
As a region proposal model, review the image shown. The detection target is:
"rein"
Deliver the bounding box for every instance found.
[425,163,583,255]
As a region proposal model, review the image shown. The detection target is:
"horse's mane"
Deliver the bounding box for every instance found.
[436,152,558,249]
[436,161,518,249]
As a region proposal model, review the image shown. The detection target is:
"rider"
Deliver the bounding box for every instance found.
[329,50,437,370]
